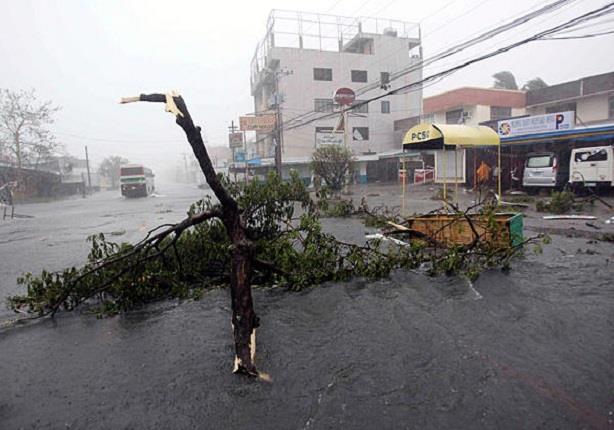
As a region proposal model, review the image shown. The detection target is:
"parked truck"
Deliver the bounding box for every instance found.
[569,145,614,190]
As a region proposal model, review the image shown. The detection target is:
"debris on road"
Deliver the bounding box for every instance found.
[542,215,597,220]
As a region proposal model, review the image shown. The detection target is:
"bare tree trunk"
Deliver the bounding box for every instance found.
[124,93,259,375]
[15,135,22,180]
[229,232,259,376]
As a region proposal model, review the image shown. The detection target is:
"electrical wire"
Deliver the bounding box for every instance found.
[281,0,577,130]
[356,0,577,95]
[540,28,614,39]
[54,131,184,144]
[281,2,614,133]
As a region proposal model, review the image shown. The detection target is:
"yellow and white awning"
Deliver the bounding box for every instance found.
[403,123,500,150]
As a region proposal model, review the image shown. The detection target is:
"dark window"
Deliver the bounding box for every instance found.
[351,70,368,83]
[446,109,463,124]
[352,127,369,141]
[381,101,391,114]
[314,98,334,112]
[526,155,553,168]
[313,68,332,81]
[574,148,608,162]
[315,127,334,133]
[352,100,368,114]
[545,102,576,114]
[381,72,390,85]
[609,96,614,119]
[490,106,512,120]
[120,166,144,176]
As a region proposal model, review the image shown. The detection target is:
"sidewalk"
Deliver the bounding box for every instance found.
[345,182,614,239]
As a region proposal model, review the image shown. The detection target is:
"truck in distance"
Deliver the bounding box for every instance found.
[119,164,155,198]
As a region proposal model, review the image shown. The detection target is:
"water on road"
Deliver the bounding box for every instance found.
[0,185,613,429]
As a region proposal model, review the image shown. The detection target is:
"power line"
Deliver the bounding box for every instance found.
[282,2,614,132]
[54,131,183,144]
[356,0,577,95]
[282,0,577,129]
[421,0,495,39]
[419,0,458,23]
[541,28,614,39]
[353,0,567,94]
[415,0,588,81]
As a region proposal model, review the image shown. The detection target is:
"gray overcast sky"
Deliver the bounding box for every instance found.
[1,0,613,173]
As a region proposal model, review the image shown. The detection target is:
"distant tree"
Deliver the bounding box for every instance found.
[0,89,61,174]
[98,156,129,189]
[492,71,519,90]
[522,77,548,91]
[311,145,354,193]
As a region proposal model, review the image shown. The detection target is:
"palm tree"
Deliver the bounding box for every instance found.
[522,77,548,91]
[492,71,519,90]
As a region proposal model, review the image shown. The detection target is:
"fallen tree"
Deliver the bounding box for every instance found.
[7,93,545,378]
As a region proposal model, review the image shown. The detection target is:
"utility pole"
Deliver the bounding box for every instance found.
[84,145,92,192]
[182,152,189,182]
[274,73,283,177]
[272,68,292,178]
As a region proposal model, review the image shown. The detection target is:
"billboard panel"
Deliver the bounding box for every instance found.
[497,111,575,137]
[239,115,276,132]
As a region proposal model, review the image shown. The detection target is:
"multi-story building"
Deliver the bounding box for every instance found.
[249,10,422,182]
[525,71,614,125]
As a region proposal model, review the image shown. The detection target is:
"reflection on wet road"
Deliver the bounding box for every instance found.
[1,233,613,429]
[0,185,613,429]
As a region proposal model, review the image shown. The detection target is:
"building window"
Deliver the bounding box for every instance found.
[490,106,512,120]
[546,102,576,114]
[609,96,614,119]
[352,127,369,141]
[381,100,391,114]
[314,98,334,112]
[381,72,390,86]
[351,100,368,114]
[421,113,434,124]
[351,70,368,83]
[446,109,463,124]
[313,68,332,81]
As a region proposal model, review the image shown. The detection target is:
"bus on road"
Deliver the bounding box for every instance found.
[120,164,155,198]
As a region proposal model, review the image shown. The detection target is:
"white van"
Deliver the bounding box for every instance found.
[523,152,569,191]
[569,146,614,189]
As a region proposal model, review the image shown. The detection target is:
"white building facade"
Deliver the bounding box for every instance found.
[249,10,422,182]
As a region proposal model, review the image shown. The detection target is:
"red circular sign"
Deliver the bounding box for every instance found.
[333,87,356,106]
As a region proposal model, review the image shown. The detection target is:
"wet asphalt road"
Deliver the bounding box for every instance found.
[1,184,613,429]
[0,183,210,321]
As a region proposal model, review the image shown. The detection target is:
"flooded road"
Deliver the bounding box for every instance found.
[1,234,613,429]
[1,185,613,429]
[0,183,210,320]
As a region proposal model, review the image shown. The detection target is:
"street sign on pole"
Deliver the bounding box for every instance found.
[333,87,356,106]
[239,115,277,132]
[228,132,244,148]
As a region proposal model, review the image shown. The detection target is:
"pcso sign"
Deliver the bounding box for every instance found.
[497,111,575,137]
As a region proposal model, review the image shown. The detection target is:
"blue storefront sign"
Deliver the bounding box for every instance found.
[234,151,246,162]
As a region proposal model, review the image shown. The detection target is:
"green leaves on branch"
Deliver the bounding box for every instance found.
[8,171,543,318]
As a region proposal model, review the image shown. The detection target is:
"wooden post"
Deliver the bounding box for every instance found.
[497,144,502,200]
[401,158,406,217]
